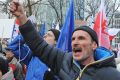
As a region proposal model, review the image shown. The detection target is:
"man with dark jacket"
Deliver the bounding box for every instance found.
[9,0,120,80]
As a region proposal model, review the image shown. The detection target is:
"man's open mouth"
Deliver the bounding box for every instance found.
[73,47,82,53]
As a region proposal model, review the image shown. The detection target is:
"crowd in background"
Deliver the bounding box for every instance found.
[0,0,120,80]
[0,30,120,80]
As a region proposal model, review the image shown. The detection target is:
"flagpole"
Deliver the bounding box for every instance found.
[11,20,16,42]
[99,0,103,46]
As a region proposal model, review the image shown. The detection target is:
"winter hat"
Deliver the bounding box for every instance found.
[73,26,98,46]
[49,29,60,41]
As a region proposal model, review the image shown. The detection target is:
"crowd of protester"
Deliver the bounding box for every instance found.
[0,26,120,80]
[0,0,120,80]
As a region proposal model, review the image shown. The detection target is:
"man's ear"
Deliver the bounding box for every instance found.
[92,41,98,50]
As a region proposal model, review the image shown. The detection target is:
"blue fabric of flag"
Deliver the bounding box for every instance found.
[39,22,45,37]
[56,0,74,52]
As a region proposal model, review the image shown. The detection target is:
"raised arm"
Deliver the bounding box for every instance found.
[9,0,28,25]
[9,0,65,74]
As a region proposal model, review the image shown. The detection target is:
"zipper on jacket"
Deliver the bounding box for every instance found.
[75,55,114,80]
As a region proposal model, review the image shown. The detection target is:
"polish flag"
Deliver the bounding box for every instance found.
[93,0,110,49]
[108,28,120,41]
[15,19,20,33]
[11,19,20,41]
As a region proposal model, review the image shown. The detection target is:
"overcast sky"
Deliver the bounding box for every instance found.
[0,0,119,10]
[0,0,6,1]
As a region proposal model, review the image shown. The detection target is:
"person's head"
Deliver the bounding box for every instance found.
[43,29,60,46]
[0,56,9,77]
[72,26,98,65]
[3,48,14,62]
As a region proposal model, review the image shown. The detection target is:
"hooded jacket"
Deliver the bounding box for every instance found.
[19,20,120,80]
[7,34,48,80]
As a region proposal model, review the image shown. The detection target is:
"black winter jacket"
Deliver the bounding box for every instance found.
[19,20,120,80]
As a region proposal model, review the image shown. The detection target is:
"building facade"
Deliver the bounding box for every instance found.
[112,12,120,49]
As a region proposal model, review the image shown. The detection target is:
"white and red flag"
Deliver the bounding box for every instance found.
[93,0,110,49]
[107,28,120,41]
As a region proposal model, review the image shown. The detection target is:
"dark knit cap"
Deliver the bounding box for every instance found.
[49,29,60,41]
[73,26,99,46]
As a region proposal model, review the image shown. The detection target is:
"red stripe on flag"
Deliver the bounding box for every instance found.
[93,0,110,49]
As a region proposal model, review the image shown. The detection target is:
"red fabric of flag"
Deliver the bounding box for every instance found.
[93,0,110,49]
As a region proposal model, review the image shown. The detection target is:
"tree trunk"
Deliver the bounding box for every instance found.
[27,0,32,16]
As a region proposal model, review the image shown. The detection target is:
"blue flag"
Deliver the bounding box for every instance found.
[56,0,74,52]
[39,22,46,37]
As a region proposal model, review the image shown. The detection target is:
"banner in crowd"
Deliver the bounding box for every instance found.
[0,19,14,38]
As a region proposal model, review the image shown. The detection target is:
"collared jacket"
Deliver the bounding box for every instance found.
[19,20,120,80]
